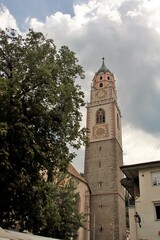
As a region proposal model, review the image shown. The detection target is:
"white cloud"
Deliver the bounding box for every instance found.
[123,124,160,165]
[0,4,19,31]
[73,0,122,25]
[25,17,44,29]
[126,0,160,33]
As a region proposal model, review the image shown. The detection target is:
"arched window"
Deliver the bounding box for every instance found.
[99,82,103,88]
[96,108,105,124]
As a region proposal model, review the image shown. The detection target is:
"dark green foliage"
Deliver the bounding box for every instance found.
[38,176,84,240]
[0,28,86,239]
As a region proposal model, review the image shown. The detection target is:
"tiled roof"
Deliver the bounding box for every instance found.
[97,57,110,74]
[68,163,87,184]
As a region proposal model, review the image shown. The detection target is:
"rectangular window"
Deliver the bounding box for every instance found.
[99,203,103,208]
[99,181,103,188]
[152,171,160,186]
[154,203,160,220]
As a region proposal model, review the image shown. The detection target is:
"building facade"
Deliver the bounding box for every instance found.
[68,164,90,240]
[121,161,160,240]
[84,59,126,240]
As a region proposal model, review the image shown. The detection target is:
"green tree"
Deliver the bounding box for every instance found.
[38,175,84,240]
[17,174,84,240]
[0,28,86,238]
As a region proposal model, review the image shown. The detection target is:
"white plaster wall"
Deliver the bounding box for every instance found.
[129,206,137,240]
[135,168,160,240]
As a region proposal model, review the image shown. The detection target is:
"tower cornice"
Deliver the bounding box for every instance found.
[86,99,122,117]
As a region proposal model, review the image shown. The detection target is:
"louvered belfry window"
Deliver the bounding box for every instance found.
[96,108,105,124]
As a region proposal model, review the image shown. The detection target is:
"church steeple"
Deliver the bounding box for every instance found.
[91,58,117,104]
[84,59,125,240]
[97,57,110,74]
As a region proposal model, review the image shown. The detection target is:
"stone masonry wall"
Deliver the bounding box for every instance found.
[84,139,126,240]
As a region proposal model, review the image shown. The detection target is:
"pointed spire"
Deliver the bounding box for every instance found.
[97,57,110,73]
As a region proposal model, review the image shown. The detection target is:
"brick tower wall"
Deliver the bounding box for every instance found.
[84,139,126,240]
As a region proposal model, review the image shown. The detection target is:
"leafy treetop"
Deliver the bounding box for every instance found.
[0,28,86,238]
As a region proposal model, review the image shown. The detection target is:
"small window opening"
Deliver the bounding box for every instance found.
[154,203,160,220]
[99,181,103,188]
[152,172,160,186]
[100,226,103,232]
[99,82,103,88]
[107,76,110,80]
[99,161,101,168]
[100,76,103,80]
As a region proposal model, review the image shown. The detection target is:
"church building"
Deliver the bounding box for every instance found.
[84,58,126,240]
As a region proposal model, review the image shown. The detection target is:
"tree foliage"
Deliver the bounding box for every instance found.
[0,28,86,239]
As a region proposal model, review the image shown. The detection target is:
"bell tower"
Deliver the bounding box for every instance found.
[84,58,126,240]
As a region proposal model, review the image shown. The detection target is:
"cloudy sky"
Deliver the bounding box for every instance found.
[1,0,160,172]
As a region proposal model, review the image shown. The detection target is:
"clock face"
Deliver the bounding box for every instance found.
[93,124,108,139]
[96,89,107,100]
[96,127,105,136]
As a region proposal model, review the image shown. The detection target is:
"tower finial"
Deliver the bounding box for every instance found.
[97,57,109,73]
